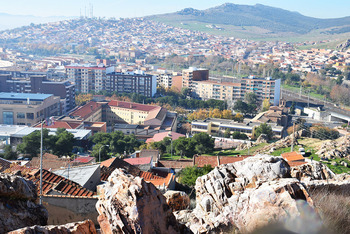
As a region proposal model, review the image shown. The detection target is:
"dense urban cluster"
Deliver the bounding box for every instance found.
[0,12,350,234]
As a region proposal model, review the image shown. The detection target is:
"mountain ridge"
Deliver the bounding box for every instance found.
[148,3,350,38]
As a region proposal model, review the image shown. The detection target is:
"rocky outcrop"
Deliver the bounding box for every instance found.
[290,160,335,181]
[0,173,48,233]
[255,133,268,144]
[8,220,96,234]
[337,39,350,52]
[164,191,190,211]
[236,130,306,153]
[96,169,186,234]
[178,155,318,233]
[315,135,350,160]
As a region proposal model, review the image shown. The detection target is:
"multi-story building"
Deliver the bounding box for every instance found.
[182,67,209,90]
[105,72,157,97]
[65,63,114,93]
[192,76,281,106]
[0,93,61,126]
[0,75,75,113]
[191,118,284,139]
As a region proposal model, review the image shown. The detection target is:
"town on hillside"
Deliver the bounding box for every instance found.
[0,6,350,234]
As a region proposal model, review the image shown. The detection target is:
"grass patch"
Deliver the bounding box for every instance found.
[282,84,326,100]
[161,153,191,160]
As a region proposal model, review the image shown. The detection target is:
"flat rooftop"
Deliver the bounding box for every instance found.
[0,92,52,101]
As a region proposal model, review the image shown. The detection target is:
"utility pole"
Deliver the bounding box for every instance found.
[299,85,302,98]
[307,90,310,108]
[39,120,43,205]
[291,122,295,152]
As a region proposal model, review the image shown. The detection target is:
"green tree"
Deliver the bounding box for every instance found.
[178,165,213,187]
[245,92,258,106]
[224,128,231,138]
[1,145,17,160]
[192,133,215,155]
[52,128,75,156]
[17,129,52,158]
[254,123,273,140]
[173,137,195,158]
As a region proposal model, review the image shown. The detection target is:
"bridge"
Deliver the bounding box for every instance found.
[282,88,350,123]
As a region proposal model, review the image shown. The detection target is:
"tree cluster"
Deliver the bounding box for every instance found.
[90,131,141,161]
[17,128,75,158]
[253,123,273,140]
[178,165,213,187]
[148,133,215,158]
[187,108,243,122]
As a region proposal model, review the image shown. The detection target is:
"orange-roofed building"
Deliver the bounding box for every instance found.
[281,152,305,163]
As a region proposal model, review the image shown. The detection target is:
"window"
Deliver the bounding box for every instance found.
[3,112,14,124]
[26,113,34,120]
[17,112,25,119]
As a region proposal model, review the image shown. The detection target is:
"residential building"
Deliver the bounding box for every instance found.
[191,118,284,138]
[54,164,101,191]
[107,100,177,138]
[0,93,61,126]
[192,76,281,106]
[182,67,209,90]
[65,63,114,93]
[0,74,75,113]
[105,71,157,97]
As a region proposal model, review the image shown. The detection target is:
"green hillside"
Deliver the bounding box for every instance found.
[148,3,350,40]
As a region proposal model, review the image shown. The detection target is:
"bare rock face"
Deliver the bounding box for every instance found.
[8,220,97,234]
[181,155,317,233]
[164,191,190,211]
[255,134,268,144]
[315,135,350,160]
[96,169,185,234]
[290,160,335,181]
[0,173,48,232]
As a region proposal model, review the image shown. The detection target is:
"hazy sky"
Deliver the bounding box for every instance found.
[1,0,349,19]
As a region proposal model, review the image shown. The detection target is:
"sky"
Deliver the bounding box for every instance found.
[0,0,349,19]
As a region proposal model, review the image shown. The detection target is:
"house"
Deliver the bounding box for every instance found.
[124,156,153,171]
[100,157,175,191]
[54,164,101,191]
[73,156,96,165]
[29,153,71,170]
[281,152,306,166]
[130,149,160,167]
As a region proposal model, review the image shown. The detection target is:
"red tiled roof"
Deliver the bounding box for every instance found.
[157,160,193,169]
[71,101,101,120]
[100,158,173,188]
[281,152,305,162]
[0,158,12,172]
[108,100,157,112]
[74,157,95,163]
[21,169,95,197]
[219,156,251,165]
[194,155,219,168]
[124,157,152,165]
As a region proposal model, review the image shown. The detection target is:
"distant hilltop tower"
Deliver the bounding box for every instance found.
[81,3,94,18]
